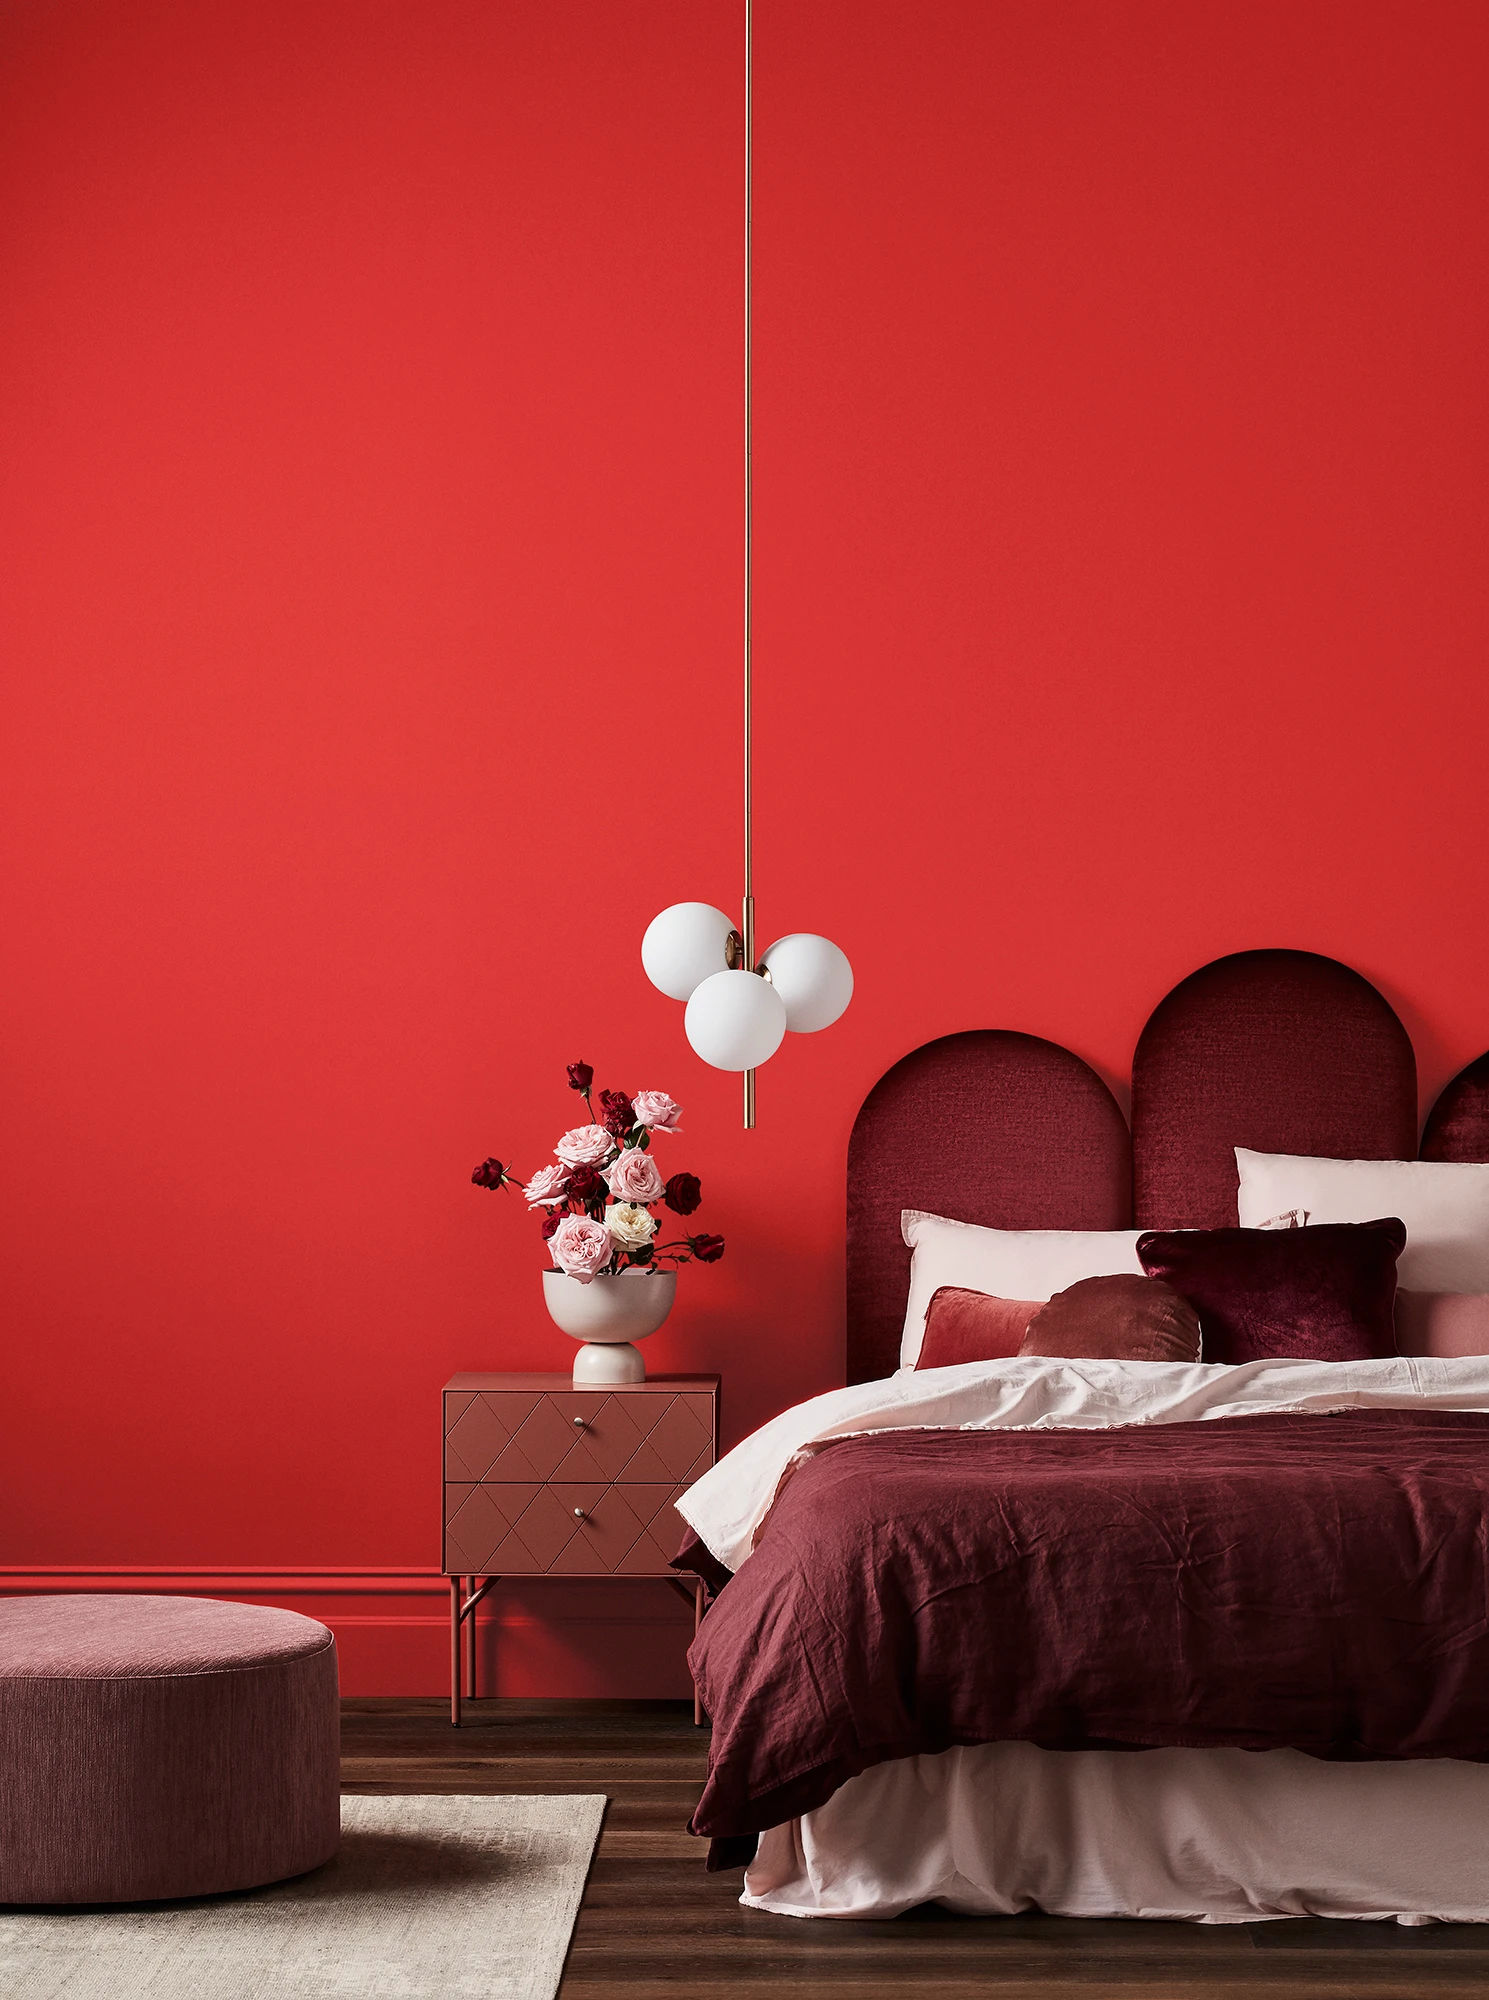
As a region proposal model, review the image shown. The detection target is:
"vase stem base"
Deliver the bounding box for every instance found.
[572,1340,646,1385]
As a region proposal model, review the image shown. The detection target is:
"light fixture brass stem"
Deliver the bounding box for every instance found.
[742,0,755,1131]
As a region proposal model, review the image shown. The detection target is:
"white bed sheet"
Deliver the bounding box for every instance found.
[745,1742,1489,1923]
[679,1352,1489,1572]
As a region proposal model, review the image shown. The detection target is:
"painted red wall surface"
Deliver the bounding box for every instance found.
[4,1,1487,1693]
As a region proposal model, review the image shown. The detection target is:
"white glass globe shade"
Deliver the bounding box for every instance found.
[759,933,854,1033]
[641,902,735,1002]
[684,970,787,1071]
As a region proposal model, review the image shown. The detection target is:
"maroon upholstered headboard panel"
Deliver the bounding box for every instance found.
[846,1030,1132,1384]
[1131,950,1417,1229]
[1422,1053,1489,1162]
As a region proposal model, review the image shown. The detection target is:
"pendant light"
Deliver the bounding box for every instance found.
[641,0,853,1128]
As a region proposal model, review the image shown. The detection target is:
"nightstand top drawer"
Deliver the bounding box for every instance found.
[445,1373,717,1393]
[444,1380,718,1486]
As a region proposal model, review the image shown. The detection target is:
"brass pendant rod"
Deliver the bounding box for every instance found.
[742,0,756,1130]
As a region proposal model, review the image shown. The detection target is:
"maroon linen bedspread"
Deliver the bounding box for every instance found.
[677,1411,1489,1843]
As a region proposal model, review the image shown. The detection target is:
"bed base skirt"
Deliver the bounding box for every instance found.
[742,1741,1489,1923]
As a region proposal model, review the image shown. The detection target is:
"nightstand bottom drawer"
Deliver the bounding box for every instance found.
[444,1481,690,1576]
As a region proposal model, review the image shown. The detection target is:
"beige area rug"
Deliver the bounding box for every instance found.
[0,1794,606,2000]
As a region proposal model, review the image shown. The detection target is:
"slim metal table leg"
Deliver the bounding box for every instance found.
[693,1578,705,1727]
[449,1576,462,1729]
[465,1574,478,1702]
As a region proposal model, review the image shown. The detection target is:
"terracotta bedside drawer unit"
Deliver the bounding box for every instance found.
[441,1372,720,1725]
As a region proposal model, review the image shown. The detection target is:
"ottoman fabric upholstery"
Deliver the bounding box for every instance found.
[0,1595,340,1904]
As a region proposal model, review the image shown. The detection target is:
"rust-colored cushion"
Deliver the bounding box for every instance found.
[1018,1273,1201,1363]
[914,1287,1041,1368]
[0,1594,340,1904]
[1137,1218,1406,1365]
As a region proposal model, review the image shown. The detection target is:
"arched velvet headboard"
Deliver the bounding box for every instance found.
[846,1030,1130,1384]
[845,950,1485,1384]
[1422,1052,1489,1162]
[1131,950,1417,1228]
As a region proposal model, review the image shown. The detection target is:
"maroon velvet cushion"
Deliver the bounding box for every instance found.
[1137,1218,1406,1365]
[1019,1273,1201,1363]
[915,1287,1040,1368]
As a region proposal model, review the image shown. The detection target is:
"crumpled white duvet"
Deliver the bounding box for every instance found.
[677,1352,1489,1925]
[678,1351,1489,1573]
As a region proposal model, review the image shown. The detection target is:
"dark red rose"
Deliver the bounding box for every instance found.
[471,1158,508,1190]
[567,1061,594,1093]
[664,1172,702,1216]
[566,1162,603,1201]
[539,1209,563,1241]
[599,1088,635,1138]
[690,1233,725,1263]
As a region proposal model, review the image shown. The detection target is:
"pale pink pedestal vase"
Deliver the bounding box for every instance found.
[542,1268,676,1383]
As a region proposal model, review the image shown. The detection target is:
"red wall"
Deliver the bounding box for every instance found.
[4,0,1487,1694]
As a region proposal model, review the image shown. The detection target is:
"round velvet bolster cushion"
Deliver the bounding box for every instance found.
[1019,1272,1201,1363]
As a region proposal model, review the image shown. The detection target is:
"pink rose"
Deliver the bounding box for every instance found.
[522,1164,570,1209]
[549,1213,613,1282]
[604,1147,665,1205]
[554,1123,615,1168]
[632,1090,682,1133]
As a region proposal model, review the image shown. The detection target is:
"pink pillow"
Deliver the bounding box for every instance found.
[915,1287,1040,1369]
[1395,1290,1489,1358]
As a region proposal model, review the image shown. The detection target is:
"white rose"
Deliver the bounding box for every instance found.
[607,1202,657,1251]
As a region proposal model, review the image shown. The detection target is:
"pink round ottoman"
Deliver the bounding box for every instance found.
[0,1595,340,1904]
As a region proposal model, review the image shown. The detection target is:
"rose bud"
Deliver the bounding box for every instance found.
[664,1172,702,1216]
[471,1158,508,1191]
[599,1088,636,1138]
[539,1209,563,1241]
[566,1162,604,1202]
[690,1233,725,1262]
[567,1061,594,1093]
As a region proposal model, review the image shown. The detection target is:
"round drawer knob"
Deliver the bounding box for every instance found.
[573,1507,586,1519]
[572,1416,586,1428]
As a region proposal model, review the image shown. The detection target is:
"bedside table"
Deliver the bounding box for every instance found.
[442,1372,720,1726]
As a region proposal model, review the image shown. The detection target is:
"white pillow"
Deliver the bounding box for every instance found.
[899,1210,1145,1368]
[1235,1149,1489,1292]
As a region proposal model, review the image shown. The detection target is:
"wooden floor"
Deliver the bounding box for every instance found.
[342,1697,1489,1998]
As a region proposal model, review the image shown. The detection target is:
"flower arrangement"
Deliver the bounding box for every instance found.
[472,1062,724,1283]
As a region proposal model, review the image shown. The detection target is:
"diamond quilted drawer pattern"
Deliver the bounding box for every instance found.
[443,1388,714,1486]
[444,1481,691,1577]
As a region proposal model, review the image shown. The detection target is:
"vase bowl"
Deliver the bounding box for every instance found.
[542,1269,676,1384]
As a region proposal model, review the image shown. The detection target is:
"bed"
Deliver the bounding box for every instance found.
[672,948,1489,1923]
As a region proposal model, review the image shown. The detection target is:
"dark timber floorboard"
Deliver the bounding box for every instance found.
[341,1698,1489,1997]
